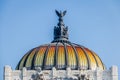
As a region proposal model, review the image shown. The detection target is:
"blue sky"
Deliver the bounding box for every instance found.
[0,0,120,79]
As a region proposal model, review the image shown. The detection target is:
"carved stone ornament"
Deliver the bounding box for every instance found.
[34,69,45,80]
[34,74,45,80]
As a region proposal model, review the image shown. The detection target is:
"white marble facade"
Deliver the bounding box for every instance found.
[4,65,118,80]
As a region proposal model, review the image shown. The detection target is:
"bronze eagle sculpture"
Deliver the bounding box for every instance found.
[55,10,67,18]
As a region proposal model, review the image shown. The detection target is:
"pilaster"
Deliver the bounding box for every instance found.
[22,67,27,80]
[66,67,71,78]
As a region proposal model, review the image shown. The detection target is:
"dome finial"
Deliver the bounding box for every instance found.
[52,10,69,43]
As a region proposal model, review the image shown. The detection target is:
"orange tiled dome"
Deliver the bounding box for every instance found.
[16,42,105,70]
[16,10,105,70]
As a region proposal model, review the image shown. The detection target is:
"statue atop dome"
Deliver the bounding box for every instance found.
[55,10,66,27]
[53,10,69,42]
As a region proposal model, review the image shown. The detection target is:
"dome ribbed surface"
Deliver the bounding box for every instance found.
[16,42,105,70]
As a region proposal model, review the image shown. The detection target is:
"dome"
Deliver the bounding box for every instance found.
[16,10,105,70]
[16,42,105,70]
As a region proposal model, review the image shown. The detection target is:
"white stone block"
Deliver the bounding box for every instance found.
[111,65,118,80]
[4,65,12,80]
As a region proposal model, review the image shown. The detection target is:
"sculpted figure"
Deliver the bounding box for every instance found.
[55,10,67,18]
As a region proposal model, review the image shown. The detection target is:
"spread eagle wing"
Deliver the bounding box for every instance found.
[63,10,67,16]
[55,10,60,17]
